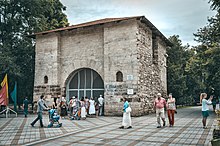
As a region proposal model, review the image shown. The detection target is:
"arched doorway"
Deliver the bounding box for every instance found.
[66,68,104,101]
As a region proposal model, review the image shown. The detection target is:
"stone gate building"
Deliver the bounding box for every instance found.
[32,16,171,116]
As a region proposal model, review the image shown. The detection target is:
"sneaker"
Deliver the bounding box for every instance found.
[119,126,124,129]
[157,126,161,128]
[127,126,132,129]
[203,126,208,129]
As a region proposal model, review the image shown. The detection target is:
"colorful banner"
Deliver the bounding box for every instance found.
[10,82,17,111]
[0,84,7,105]
[0,74,8,106]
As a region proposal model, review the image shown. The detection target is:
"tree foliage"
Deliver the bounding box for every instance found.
[167,0,220,105]
[193,0,220,96]
[0,0,68,105]
[167,35,194,105]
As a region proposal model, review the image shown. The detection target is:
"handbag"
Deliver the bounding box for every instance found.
[125,107,132,113]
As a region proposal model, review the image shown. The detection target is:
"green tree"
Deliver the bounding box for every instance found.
[194,0,220,97]
[185,45,209,101]
[0,0,68,106]
[167,35,192,105]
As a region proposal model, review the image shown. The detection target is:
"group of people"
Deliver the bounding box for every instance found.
[29,92,214,129]
[153,93,176,128]
[68,95,104,120]
[119,93,176,129]
[30,95,104,127]
[154,92,215,129]
[154,93,176,128]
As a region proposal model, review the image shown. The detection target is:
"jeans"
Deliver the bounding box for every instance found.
[31,112,44,127]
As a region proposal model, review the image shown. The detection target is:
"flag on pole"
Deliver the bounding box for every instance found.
[0,74,8,106]
[0,84,7,105]
[10,82,17,112]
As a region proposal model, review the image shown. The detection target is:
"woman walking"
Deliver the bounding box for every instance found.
[167,93,176,127]
[200,93,213,129]
[119,97,132,129]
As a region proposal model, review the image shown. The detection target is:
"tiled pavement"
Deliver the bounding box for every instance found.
[0,106,216,146]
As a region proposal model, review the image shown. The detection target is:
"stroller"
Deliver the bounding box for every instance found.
[70,107,81,120]
[48,109,62,128]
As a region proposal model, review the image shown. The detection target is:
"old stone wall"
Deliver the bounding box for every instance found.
[135,22,167,115]
[35,33,60,86]
[157,38,167,92]
[136,22,155,115]
[103,19,141,116]
[34,33,62,103]
[59,26,104,89]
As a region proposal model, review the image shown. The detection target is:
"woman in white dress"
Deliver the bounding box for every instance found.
[80,97,86,120]
[89,97,96,116]
[119,97,132,129]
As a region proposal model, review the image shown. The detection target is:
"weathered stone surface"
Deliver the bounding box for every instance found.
[33,16,170,116]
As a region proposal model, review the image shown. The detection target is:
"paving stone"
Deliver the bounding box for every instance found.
[0,107,216,146]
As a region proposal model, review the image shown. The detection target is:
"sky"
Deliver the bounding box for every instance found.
[60,0,216,46]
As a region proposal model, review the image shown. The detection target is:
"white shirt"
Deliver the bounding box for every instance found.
[202,99,212,111]
[98,97,104,106]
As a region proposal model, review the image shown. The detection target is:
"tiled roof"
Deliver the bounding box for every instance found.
[32,16,142,36]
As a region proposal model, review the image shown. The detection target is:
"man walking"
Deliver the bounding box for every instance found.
[31,95,48,127]
[154,93,166,128]
[98,95,104,116]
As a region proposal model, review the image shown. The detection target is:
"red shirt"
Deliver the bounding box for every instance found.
[154,98,166,109]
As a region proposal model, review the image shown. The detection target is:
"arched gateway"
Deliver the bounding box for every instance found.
[66,68,104,100]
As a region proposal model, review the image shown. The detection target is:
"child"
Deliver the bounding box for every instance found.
[200,93,213,129]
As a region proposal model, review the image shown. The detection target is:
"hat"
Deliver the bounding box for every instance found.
[72,96,75,99]
[157,93,161,96]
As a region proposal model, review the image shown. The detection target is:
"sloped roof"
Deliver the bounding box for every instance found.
[30,16,172,46]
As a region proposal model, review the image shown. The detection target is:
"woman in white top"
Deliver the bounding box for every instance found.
[89,97,96,115]
[167,93,176,127]
[80,97,86,120]
[200,93,213,129]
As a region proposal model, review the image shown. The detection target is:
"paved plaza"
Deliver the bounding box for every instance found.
[0,106,216,146]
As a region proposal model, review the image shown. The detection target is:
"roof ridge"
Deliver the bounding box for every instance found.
[70,16,142,26]
[31,16,142,36]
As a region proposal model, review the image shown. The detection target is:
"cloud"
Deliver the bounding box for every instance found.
[60,0,216,45]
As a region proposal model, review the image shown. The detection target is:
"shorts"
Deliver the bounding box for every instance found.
[202,111,209,118]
